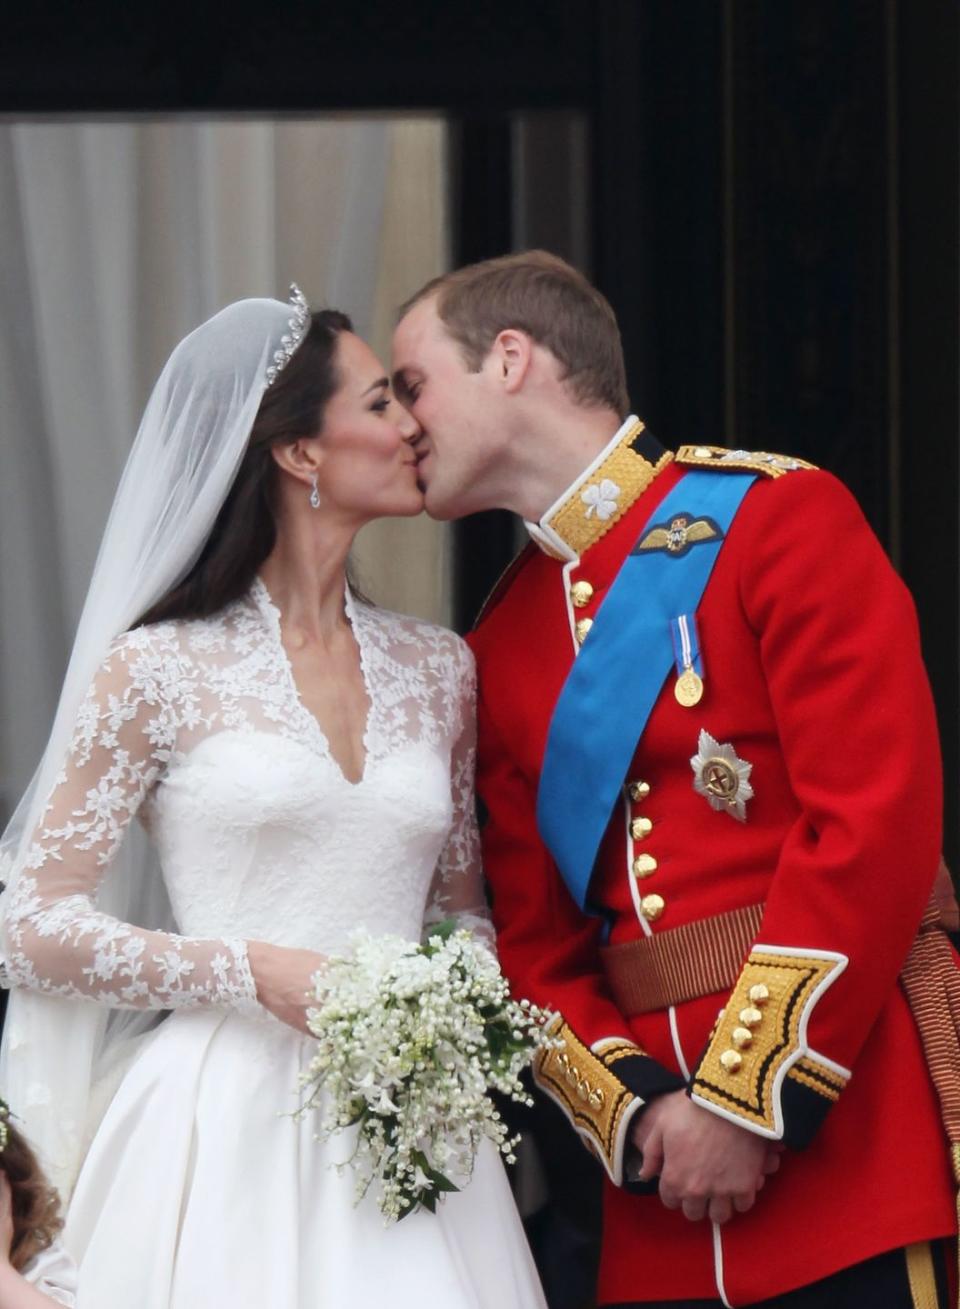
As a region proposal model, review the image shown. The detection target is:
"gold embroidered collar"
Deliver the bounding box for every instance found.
[525,416,673,561]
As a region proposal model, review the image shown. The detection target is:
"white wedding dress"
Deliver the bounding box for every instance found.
[2,579,547,1309]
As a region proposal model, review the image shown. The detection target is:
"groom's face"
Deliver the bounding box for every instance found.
[392,298,505,520]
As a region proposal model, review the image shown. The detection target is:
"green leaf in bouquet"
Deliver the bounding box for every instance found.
[422,917,458,952]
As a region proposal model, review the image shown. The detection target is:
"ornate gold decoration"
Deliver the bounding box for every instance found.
[675,445,818,479]
[636,514,721,555]
[545,420,673,557]
[534,1019,643,1181]
[691,729,754,822]
[691,947,848,1134]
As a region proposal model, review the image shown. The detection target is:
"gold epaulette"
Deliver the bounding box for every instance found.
[675,445,818,479]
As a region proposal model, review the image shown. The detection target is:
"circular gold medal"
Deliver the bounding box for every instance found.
[674,669,704,707]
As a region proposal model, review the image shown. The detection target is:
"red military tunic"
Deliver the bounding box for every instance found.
[468,417,957,1306]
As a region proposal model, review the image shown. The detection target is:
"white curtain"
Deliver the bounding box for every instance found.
[0,116,451,821]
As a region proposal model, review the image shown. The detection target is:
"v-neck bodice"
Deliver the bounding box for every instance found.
[3,582,490,1016]
[249,576,374,787]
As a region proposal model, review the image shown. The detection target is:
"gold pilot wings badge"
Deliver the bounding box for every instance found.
[634,513,723,558]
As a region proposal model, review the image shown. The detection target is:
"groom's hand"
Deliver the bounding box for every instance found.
[630,1090,783,1224]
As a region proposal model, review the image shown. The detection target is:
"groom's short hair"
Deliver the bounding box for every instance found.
[399,250,629,415]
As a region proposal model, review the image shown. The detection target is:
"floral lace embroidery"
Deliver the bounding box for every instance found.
[2,582,491,1008]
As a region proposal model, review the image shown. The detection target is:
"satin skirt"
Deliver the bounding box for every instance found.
[65,1008,547,1309]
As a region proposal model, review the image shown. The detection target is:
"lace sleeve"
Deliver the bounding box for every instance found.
[423,640,496,954]
[0,631,257,1012]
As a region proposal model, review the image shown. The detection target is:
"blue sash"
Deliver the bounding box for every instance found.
[536,470,756,914]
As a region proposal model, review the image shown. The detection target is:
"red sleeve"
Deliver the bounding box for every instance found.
[690,470,942,1145]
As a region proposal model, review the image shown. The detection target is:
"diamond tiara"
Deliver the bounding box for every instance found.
[264,283,310,386]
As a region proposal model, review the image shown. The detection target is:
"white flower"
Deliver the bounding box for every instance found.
[295,925,554,1223]
[581,478,621,521]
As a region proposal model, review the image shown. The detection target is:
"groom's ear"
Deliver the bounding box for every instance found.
[491,329,533,394]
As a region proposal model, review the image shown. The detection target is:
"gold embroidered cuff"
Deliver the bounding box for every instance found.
[690,946,850,1141]
[533,1019,644,1185]
[533,1019,687,1183]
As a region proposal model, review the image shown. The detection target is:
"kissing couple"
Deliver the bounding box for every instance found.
[0,251,956,1309]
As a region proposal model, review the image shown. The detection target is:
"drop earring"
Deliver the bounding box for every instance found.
[309,474,321,510]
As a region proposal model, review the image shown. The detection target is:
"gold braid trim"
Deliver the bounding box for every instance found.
[675,445,818,479]
[691,947,848,1135]
[598,1041,645,1068]
[545,421,673,557]
[787,1065,841,1102]
[786,1053,847,1102]
[904,1242,940,1309]
[533,1018,640,1178]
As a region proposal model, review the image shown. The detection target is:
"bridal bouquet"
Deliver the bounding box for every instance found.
[297,920,556,1223]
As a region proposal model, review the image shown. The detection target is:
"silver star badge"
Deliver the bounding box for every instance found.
[690,729,754,822]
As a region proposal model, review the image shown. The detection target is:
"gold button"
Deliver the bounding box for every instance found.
[748,984,770,1005]
[632,854,658,879]
[575,618,594,644]
[570,580,594,608]
[719,1049,743,1073]
[731,1026,754,1050]
[694,446,713,459]
[630,816,653,840]
[739,1007,763,1029]
[628,780,651,801]
[640,893,665,922]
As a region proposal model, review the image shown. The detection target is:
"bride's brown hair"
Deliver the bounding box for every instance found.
[3,1121,63,1272]
[136,308,354,628]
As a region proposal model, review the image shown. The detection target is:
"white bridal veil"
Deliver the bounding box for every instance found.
[0,287,310,1196]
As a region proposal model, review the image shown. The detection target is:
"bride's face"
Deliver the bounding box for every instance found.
[312,331,423,521]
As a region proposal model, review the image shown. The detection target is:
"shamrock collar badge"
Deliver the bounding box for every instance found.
[581,478,621,521]
[690,729,754,822]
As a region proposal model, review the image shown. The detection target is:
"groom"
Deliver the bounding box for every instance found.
[392,251,959,1307]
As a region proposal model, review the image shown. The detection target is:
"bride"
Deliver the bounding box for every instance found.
[0,288,547,1308]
